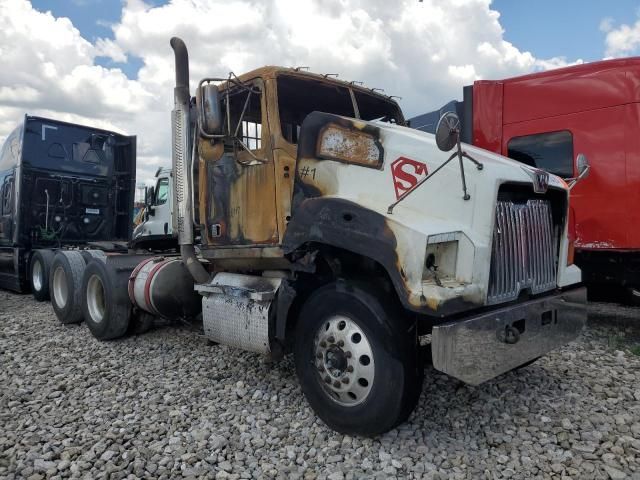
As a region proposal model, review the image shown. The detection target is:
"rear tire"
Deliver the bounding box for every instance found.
[294,281,422,436]
[81,258,133,340]
[49,251,86,324]
[80,249,107,264]
[30,250,55,301]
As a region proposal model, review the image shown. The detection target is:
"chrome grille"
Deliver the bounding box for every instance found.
[487,199,557,305]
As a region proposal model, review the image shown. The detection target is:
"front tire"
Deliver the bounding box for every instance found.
[294,281,422,436]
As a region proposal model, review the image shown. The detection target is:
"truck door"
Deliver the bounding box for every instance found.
[207,79,278,247]
[149,175,172,236]
[502,104,628,248]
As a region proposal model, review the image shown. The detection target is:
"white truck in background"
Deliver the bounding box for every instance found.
[131,167,178,252]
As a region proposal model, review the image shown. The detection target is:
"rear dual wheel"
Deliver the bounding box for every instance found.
[48,250,108,325]
[81,256,143,340]
[50,251,86,324]
[294,282,423,436]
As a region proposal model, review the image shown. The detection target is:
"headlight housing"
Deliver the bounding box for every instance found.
[423,231,474,284]
[317,123,383,168]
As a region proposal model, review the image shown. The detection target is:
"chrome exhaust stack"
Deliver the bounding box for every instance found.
[170,37,209,284]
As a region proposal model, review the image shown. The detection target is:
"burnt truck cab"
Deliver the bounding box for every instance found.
[167,38,586,435]
[0,116,135,292]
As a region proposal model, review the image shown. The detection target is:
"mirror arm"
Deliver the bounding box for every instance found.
[387,151,459,214]
[388,129,483,214]
[568,165,590,190]
[233,91,252,138]
[233,138,261,163]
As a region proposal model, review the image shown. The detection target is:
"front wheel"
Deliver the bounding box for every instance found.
[294,282,423,436]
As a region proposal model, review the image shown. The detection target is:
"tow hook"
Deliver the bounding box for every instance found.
[504,325,520,344]
[498,324,521,344]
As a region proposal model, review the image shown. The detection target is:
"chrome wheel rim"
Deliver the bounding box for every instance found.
[313,315,375,406]
[52,266,68,308]
[86,274,106,324]
[32,260,43,292]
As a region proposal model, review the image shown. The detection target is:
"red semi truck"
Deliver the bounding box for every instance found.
[412,57,640,302]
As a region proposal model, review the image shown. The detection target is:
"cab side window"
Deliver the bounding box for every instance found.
[224,84,263,151]
[2,176,13,214]
[154,178,169,205]
[507,130,574,178]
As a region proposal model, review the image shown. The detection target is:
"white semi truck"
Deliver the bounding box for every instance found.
[50,37,586,436]
[130,166,177,251]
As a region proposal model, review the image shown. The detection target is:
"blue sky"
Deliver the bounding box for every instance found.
[30,0,168,77]
[494,0,639,61]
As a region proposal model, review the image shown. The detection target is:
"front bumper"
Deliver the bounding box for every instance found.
[431,287,587,385]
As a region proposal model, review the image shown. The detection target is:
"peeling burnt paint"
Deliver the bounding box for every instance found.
[317,123,382,168]
[282,197,484,317]
[197,77,279,248]
[284,111,489,317]
[299,112,384,169]
[204,153,241,245]
[283,197,403,286]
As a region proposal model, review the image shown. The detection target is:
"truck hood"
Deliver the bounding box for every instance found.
[373,120,566,191]
[304,118,567,240]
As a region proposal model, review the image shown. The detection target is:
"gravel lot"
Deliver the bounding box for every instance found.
[1,290,639,480]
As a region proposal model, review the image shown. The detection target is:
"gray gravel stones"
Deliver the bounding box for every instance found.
[1,290,640,479]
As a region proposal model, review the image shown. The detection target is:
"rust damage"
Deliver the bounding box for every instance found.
[196,78,278,248]
[316,123,383,169]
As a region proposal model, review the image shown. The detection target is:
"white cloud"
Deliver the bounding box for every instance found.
[95,37,128,63]
[600,17,613,33]
[0,0,582,186]
[603,15,640,57]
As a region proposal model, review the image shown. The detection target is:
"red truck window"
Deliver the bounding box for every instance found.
[507,130,574,178]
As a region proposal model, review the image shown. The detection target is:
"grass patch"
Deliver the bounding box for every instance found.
[630,344,640,356]
[607,334,625,350]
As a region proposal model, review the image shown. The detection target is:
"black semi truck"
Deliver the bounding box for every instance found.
[0,115,135,297]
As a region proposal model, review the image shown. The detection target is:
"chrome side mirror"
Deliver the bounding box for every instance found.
[197,82,223,137]
[435,111,460,152]
[567,153,590,190]
[146,186,155,205]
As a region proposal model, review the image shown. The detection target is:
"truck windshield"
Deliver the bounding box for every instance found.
[22,120,117,177]
[277,75,403,144]
[155,177,169,205]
